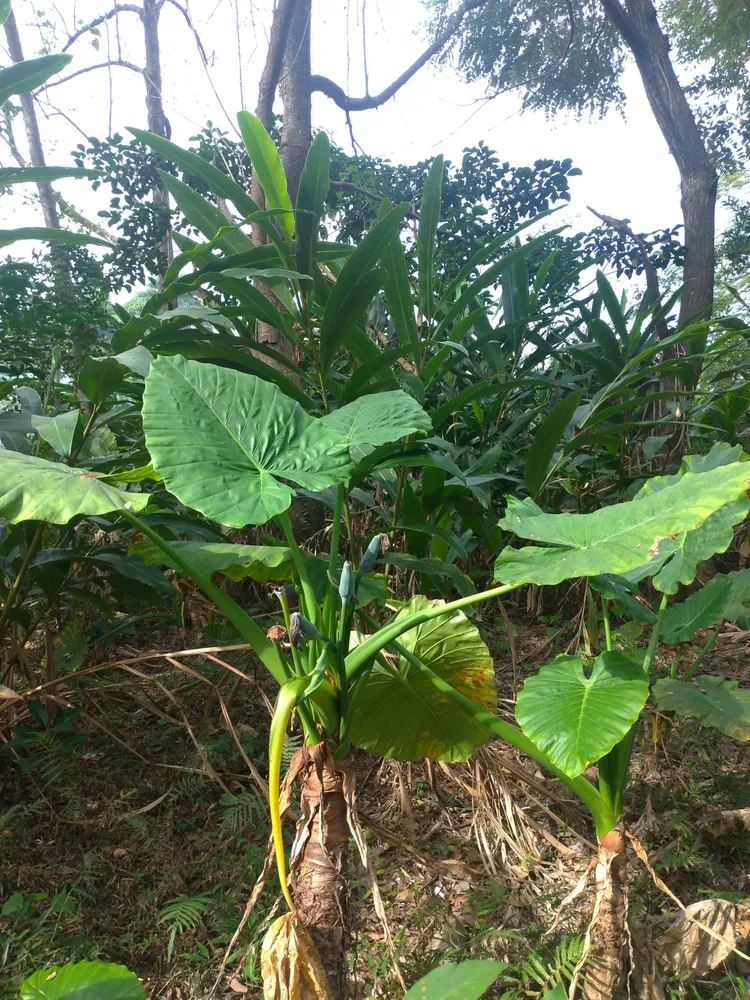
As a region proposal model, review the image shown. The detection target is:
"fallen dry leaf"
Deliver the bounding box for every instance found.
[261,912,331,1000]
[660,899,735,976]
[229,977,248,994]
[112,847,127,859]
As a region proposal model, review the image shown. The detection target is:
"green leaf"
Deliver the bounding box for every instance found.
[320,391,431,460]
[348,595,495,761]
[0,166,99,185]
[112,346,153,377]
[157,171,252,255]
[0,1,11,27]
[589,574,656,622]
[382,204,419,346]
[418,154,444,323]
[31,410,79,458]
[494,462,750,587]
[380,552,476,598]
[142,355,352,526]
[595,270,627,343]
[78,357,127,405]
[0,227,111,249]
[318,203,409,374]
[516,652,649,778]
[523,389,583,497]
[653,676,750,741]
[131,540,294,582]
[661,576,734,643]
[237,111,294,241]
[0,54,70,104]
[296,131,330,282]
[88,552,173,598]
[401,960,506,1000]
[20,959,146,1000]
[635,444,749,594]
[0,451,148,524]
[723,567,750,624]
[127,127,259,217]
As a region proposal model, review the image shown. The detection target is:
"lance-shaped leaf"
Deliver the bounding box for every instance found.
[318,202,409,374]
[0,451,148,524]
[515,652,650,778]
[653,676,750,741]
[320,390,431,461]
[0,166,100,185]
[417,154,443,323]
[348,595,495,762]
[20,959,146,1000]
[142,355,353,526]
[662,575,734,643]
[296,131,330,283]
[494,462,750,587]
[0,227,111,250]
[523,388,583,497]
[131,540,294,583]
[0,53,70,104]
[237,111,294,241]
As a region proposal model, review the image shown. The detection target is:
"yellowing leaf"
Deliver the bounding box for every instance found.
[261,913,332,1000]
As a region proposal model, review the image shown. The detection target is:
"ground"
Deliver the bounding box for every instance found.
[1,604,749,999]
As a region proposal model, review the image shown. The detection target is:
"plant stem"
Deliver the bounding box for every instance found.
[278,588,305,677]
[0,522,45,640]
[119,509,290,685]
[606,591,670,811]
[277,509,318,624]
[345,581,519,681]
[384,466,405,583]
[602,598,612,652]
[323,485,345,637]
[644,593,669,679]
[342,493,358,569]
[682,624,721,682]
[391,636,616,837]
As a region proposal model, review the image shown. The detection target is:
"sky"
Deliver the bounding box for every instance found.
[0,0,692,257]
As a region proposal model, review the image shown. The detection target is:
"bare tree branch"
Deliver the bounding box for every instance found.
[63,4,143,52]
[36,59,144,92]
[311,0,488,111]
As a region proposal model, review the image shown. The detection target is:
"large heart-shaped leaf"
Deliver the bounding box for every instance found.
[31,410,79,458]
[494,462,750,588]
[0,452,148,524]
[515,652,650,778]
[662,575,734,643]
[132,540,294,582]
[348,595,495,762]
[142,355,352,526]
[634,444,749,594]
[320,391,431,461]
[20,959,145,1000]
[723,567,750,625]
[401,960,506,1000]
[653,676,750,741]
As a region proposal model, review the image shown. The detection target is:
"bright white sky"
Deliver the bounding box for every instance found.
[2,0,693,258]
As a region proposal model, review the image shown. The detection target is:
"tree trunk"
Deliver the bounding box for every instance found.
[279,0,313,204]
[600,0,717,332]
[4,11,60,229]
[141,0,173,267]
[292,751,349,1000]
[583,827,628,1000]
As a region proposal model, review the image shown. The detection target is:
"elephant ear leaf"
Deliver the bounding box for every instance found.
[348,595,496,762]
[131,540,295,583]
[142,355,353,526]
[495,462,750,588]
[0,452,149,524]
[401,960,507,1000]
[20,959,146,1000]
[320,390,431,461]
[661,575,734,643]
[515,652,650,778]
[653,676,750,741]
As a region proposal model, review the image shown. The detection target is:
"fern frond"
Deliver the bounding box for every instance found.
[0,800,42,833]
[220,789,263,836]
[282,731,302,770]
[518,935,587,994]
[157,893,213,961]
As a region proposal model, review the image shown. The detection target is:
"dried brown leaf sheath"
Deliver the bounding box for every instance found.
[261,912,333,1000]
